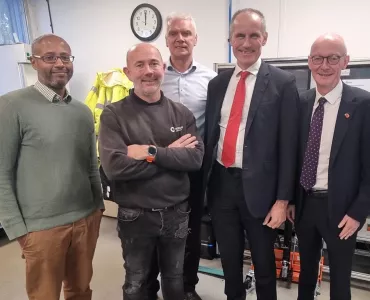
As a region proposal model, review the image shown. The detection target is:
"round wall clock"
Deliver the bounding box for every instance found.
[130,3,163,42]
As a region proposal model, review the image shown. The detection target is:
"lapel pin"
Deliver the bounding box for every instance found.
[344,113,350,119]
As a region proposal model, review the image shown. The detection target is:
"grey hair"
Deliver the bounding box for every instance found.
[229,8,267,37]
[31,34,69,54]
[166,12,197,36]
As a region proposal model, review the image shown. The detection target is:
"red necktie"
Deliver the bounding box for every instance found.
[221,71,249,167]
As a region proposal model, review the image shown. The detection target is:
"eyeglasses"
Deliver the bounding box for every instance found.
[33,55,75,64]
[310,55,345,65]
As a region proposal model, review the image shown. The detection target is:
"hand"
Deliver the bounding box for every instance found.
[127,145,148,160]
[263,200,288,229]
[168,134,198,148]
[338,215,360,240]
[17,234,28,249]
[287,205,295,224]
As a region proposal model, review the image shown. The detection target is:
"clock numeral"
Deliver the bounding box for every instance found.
[154,20,156,24]
[152,15,154,18]
[153,26,155,30]
[150,30,152,34]
[137,27,140,31]
[136,17,139,20]
[140,12,142,15]
[136,22,138,25]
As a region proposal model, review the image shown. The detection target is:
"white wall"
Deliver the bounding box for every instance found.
[25,0,229,101]
[25,0,370,100]
[25,0,51,40]
[278,0,370,58]
[0,44,32,95]
[233,0,370,59]
[232,0,281,60]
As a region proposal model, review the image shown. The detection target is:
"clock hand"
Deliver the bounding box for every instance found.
[145,11,147,25]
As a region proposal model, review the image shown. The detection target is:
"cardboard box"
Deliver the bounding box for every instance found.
[274,249,283,260]
[292,263,300,272]
[292,271,300,283]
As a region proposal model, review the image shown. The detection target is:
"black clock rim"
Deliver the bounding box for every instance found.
[130,3,163,42]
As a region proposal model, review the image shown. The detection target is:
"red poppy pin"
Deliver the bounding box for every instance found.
[344,113,350,119]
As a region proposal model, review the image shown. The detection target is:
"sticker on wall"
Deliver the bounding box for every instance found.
[341,69,351,76]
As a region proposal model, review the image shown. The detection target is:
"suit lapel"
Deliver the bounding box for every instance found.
[244,62,269,138]
[329,84,357,168]
[211,69,234,134]
[302,90,316,147]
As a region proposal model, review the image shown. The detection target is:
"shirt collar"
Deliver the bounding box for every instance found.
[315,80,343,105]
[34,81,72,103]
[234,58,262,77]
[166,58,197,75]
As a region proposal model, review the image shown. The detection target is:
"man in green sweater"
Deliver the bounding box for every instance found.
[0,34,104,300]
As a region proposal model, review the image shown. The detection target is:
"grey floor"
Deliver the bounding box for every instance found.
[0,216,369,300]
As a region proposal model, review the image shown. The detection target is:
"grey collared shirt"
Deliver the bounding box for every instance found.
[161,60,217,137]
[34,81,72,103]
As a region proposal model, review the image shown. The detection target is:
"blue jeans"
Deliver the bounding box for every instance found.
[117,201,190,300]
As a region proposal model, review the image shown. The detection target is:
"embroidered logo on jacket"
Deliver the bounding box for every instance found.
[170,126,184,132]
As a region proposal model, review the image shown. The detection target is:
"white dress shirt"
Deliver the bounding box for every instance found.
[313,80,343,190]
[216,58,262,168]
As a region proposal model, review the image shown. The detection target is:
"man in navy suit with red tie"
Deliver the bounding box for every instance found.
[288,33,370,300]
[202,8,300,300]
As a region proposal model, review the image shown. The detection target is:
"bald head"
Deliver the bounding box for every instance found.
[126,43,163,66]
[32,34,71,55]
[123,43,165,102]
[30,34,73,97]
[310,33,347,56]
[309,33,349,96]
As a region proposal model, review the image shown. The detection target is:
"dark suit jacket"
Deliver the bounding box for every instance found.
[203,61,300,218]
[295,83,370,226]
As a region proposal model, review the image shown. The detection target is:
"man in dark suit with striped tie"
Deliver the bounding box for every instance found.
[288,33,370,300]
[202,8,300,300]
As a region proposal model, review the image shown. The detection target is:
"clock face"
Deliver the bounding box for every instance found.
[131,4,162,42]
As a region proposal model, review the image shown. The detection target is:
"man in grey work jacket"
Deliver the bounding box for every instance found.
[99,43,204,300]
[147,12,217,300]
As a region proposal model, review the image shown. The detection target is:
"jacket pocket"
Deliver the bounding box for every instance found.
[177,202,191,215]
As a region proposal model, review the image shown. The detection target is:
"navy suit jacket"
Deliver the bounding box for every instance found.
[203,61,300,218]
[295,83,370,226]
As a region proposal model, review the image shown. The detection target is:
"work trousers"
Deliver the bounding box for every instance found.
[22,209,102,300]
[117,201,190,300]
[147,171,204,296]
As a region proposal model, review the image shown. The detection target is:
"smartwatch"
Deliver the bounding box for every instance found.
[146,145,157,163]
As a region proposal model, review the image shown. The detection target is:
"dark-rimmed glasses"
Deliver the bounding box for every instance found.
[33,55,75,64]
[310,55,345,65]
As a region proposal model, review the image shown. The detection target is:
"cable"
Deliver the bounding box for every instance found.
[46,0,54,33]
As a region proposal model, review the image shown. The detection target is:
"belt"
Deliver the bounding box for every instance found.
[141,199,188,212]
[306,189,328,198]
[214,161,242,177]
